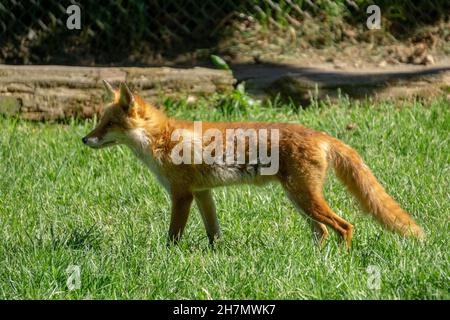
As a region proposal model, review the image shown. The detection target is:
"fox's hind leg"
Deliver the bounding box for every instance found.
[309,219,329,247]
[285,191,329,246]
[194,190,221,244]
[281,157,353,248]
[286,189,353,248]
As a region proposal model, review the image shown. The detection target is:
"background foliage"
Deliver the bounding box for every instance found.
[1,0,449,64]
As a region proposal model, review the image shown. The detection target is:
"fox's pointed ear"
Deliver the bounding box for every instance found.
[102,80,116,101]
[119,82,135,110]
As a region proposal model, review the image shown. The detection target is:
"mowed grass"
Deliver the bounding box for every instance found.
[0,96,448,299]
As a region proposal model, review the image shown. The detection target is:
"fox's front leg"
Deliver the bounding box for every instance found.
[168,192,194,244]
[194,190,221,244]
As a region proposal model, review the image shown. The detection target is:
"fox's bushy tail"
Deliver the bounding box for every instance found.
[328,138,425,239]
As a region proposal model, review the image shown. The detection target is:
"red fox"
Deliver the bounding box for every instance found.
[82,81,425,248]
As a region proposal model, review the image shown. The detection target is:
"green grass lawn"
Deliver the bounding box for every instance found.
[0,96,448,299]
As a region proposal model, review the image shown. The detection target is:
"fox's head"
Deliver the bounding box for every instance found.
[82,81,165,149]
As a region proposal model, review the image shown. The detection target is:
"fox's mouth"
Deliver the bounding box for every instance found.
[91,140,118,149]
[87,140,118,149]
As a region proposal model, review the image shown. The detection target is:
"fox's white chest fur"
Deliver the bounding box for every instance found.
[126,128,171,191]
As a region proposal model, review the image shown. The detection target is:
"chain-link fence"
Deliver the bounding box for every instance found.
[1,0,448,64]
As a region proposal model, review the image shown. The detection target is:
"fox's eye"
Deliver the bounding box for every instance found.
[107,121,113,127]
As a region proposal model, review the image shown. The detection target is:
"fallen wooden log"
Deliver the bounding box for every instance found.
[266,65,450,105]
[0,65,235,121]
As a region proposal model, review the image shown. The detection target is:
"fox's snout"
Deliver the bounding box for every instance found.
[82,136,99,146]
[82,134,113,148]
[82,134,96,146]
